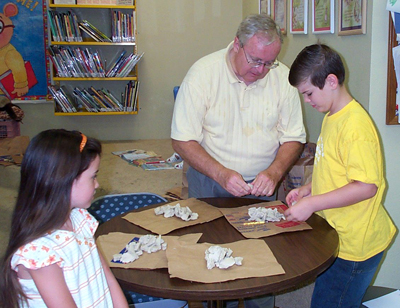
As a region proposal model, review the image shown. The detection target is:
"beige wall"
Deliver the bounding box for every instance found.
[19,0,243,140]
[16,0,400,288]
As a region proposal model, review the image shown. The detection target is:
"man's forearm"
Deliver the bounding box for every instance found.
[267,141,304,181]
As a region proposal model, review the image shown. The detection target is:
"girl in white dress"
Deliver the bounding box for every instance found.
[0,129,128,308]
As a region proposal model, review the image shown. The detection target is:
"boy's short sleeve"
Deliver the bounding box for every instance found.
[340,116,381,186]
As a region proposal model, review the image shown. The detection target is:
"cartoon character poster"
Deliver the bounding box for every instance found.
[0,1,48,101]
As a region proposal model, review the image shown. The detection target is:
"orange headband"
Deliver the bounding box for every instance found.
[80,133,87,152]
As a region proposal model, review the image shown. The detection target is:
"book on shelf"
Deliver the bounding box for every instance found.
[49,85,78,113]
[50,83,132,113]
[117,0,133,5]
[0,61,38,100]
[123,80,138,112]
[79,20,112,43]
[112,10,135,43]
[48,46,105,78]
[106,51,143,77]
[48,10,82,42]
[77,0,117,5]
[54,0,76,4]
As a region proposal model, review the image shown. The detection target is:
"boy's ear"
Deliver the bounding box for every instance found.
[326,74,339,89]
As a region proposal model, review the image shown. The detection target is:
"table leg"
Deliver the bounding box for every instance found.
[207,300,224,308]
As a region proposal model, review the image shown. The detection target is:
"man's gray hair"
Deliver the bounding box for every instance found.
[236,14,283,46]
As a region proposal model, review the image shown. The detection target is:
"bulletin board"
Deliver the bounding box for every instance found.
[0,0,49,101]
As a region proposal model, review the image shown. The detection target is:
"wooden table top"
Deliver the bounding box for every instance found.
[95,197,339,301]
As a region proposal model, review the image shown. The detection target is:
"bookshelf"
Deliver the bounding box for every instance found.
[47,0,140,115]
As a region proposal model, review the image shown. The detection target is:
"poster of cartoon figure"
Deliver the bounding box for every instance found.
[0,1,48,101]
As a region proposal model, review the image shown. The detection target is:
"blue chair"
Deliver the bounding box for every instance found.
[173,86,180,101]
[89,192,188,308]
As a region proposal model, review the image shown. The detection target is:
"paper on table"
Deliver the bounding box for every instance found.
[96,232,202,269]
[363,290,400,308]
[123,198,223,235]
[218,201,312,238]
[166,238,285,283]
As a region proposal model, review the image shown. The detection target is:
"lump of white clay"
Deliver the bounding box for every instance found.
[205,245,243,270]
[112,234,167,264]
[154,203,198,221]
[248,207,285,223]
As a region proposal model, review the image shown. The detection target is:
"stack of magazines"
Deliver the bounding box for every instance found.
[48,46,105,78]
[106,51,144,77]
[48,46,144,78]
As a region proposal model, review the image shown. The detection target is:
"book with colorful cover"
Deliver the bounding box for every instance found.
[112,149,159,163]
[141,162,175,171]
[0,61,38,100]
[130,156,165,166]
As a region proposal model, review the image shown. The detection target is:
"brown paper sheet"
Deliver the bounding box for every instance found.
[122,198,223,235]
[218,201,312,238]
[0,136,29,156]
[166,239,285,283]
[96,232,202,269]
[0,136,29,166]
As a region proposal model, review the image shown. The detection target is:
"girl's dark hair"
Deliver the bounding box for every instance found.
[0,129,101,307]
[289,44,346,89]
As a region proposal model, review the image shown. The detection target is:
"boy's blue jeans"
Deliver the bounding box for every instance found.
[311,251,384,308]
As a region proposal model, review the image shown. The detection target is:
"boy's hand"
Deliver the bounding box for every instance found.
[286,182,312,206]
[284,200,313,222]
[286,188,301,206]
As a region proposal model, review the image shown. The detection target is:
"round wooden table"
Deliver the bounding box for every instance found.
[95,197,339,302]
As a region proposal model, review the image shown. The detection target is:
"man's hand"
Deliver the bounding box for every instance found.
[250,169,280,197]
[217,168,251,197]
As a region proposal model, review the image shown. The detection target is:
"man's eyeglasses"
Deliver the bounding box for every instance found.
[0,20,15,34]
[241,45,279,69]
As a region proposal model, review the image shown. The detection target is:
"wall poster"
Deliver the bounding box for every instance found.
[0,0,49,101]
[338,0,367,36]
[312,0,334,34]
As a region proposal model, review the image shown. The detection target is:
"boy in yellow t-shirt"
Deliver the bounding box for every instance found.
[285,44,396,308]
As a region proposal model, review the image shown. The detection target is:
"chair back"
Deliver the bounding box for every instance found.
[89,192,167,224]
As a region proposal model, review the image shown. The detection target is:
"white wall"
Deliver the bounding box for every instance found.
[368,2,400,288]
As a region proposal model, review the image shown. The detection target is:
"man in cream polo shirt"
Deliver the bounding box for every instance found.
[172,14,305,201]
[171,14,306,308]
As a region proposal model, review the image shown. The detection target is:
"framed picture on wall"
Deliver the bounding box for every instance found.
[290,0,308,34]
[312,0,334,34]
[338,0,366,36]
[271,0,287,34]
[259,0,271,15]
